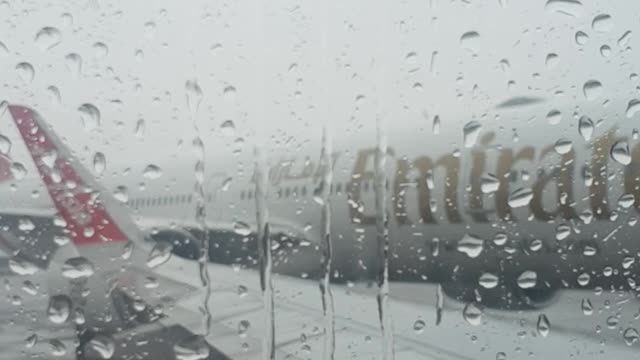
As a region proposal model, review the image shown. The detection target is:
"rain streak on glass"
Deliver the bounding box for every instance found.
[186,79,213,338]
[254,147,276,360]
[318,127,336,360]
[374,118,395,359]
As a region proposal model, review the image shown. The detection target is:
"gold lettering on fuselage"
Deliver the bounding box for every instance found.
[589,129,621,219]
[468,133,495,223]
[349,148,394,225]
[394,153,462,225]
[495,146,535,221]
[530,145,578,221]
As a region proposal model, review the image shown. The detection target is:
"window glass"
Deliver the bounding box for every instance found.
[2,2,638,359]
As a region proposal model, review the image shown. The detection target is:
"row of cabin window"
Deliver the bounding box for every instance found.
[129,194,208,208]
[240,182,372,200]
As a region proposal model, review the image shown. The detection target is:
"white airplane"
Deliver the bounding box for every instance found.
[0,102,638,360]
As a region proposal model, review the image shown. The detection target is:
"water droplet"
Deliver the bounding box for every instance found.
[144,21,156,38]
[9,257,38,275]
[61,12,73,27]
[237,319,250,337]
[18,218,34,231]
[462,302,483,326]
[173,335,210,360]
[546,110,562,124]
[618,31,632,48]
[545,53,559,68]
[619,193,635,209]
[413,319,425,333]
[494,232,508,246]
[49,339,67,356]
[577,272,590,286]
[626,99,640,118]
[223,85,236,102]
[65,53,82,78]
[479,273,499,289]
[592,14,613,33]
[233,221,251,236]
[16,62,34,83]
[575,31,589,45]
[457,233,484,258]
[113,186,128,203]
[22,280,37,295]
[147,241,172,268]
[186,80,203,114]
[220,120,235,137]
[480,173,499,194]
[611,140,631,165]
[62,257,95,279]
[578,116,594,141]
[432,115,441,134]
[581,298,593,315]
[545,0,584,18]
[460,31,481,53]
[537,314,550,337]
[583,80,602,100]
[93,152,106,174]
[47,86,62,104]
[10,162,26,179]
[35,27,62,51]
[498,59,510,72]
[54,235,70,246]
[134,49,144,61]
[0,41,8,57]
[623,327,639,346]
[220,177,232,192]
[463,121,482,148]
[47,295,71,324]
[25,334,37,348]
[600,45,612,57]
[93,42,108,58]
[508,187,533,208]
[85,334,115,359]
[517,271,537,289]
[135,118,145,138]
[554,138,573,154]
[143,164,162,179]
[555,224,571,240]
[496,352,507,360]
[78,103,101,131]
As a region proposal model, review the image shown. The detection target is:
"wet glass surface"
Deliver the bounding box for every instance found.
[0,1,639,359]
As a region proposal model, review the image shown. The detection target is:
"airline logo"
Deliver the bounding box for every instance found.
[7,105,127,245]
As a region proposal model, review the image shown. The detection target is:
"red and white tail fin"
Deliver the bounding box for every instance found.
[7,105,142,247]
[0,154,14,184]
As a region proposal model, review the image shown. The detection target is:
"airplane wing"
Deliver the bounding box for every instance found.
[1,105,637,360]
